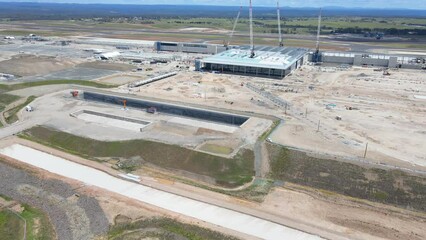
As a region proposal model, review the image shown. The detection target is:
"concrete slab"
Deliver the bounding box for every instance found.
[168,117,238,133]
[76,112,149,132]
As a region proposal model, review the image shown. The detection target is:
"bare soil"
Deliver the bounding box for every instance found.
[0,54,78,77]
[77,61,134,72]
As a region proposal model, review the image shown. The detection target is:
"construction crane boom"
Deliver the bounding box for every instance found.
[277,1,283,47]
[249,0,255,58]
[226,5,242,49]
[315,8,322,53]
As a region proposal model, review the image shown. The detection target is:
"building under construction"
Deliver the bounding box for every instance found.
[195,46,308,79]
[193,0,308,79]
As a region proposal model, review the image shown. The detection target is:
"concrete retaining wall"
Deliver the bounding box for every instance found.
[83,92,249,126]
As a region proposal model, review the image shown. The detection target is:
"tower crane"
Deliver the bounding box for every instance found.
[313,8,322,62]
[225,5,242,50]
[277,1,283,47]
[249,0,255,58]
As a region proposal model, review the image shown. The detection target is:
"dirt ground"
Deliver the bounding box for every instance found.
[133,71,277,115]
[262,186,426,240]
[133,67,426,169]
[0,54,79,77]
[262,66,426,168]
[11,89,269,155]
[2,138,425,240]
[77,61,134,72]
[96,73,143,85]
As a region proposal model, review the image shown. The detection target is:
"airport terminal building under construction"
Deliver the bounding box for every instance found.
[195,46,308,78]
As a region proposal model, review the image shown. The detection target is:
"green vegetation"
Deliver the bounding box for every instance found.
[0,80,116,92]
[109,217,240,240]
[0,93,20,112]
[0,203,55,240]
[4,96,36,124]
[199,143,234,155]
[20,204,55,240]
[0,210,24,240]
[173,175,273,202]
[20,126,255,188]
[0,29,71,37]
[60,17,426,36]
[259,119,280,141]
[267,143,426,211]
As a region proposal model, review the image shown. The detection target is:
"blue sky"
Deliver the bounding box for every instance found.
[1,0,426,10]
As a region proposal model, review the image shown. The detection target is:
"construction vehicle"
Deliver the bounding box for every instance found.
[25,105,34,112]
[70,90,79,97]
[147,107,157,114]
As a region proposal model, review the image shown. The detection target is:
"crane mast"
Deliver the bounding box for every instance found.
[249,0,255,58]
[277,1,283,47]
[315,8,322,53]
[226,5,242,49]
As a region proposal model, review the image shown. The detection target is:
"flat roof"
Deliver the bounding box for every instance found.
[200,46,308,70]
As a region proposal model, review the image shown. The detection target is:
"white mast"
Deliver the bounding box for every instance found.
[315,8,322,53]
[227,5,242,49]
[249,0,255,58]
[277,1,283,47]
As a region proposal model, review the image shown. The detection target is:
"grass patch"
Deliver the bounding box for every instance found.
[0,210,24,240]
[20,204,55,240]
[267,143,426,212]
[0,93,20,112]
[4,96,36,124]
[199,143,233,155]
[20,126,255,188]
[109,217,240,240]
[170,174,273,202]
[0,79,116,92]
[0,194,12,201]
[0,204,55,240]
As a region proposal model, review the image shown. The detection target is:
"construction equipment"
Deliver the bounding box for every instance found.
[147,107,157,114]
[277,1,283,47]
[70,90,79,97]
[312,8,322,63]
[383,68,391,76]
[225,5,242,50]
[120,99,127,109]
[249,0,255,58]
[25,105,34,112]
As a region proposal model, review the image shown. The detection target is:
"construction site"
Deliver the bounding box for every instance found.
[0,1,426,240]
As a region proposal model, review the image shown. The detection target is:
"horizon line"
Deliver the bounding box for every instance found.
[1,1,426,11]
